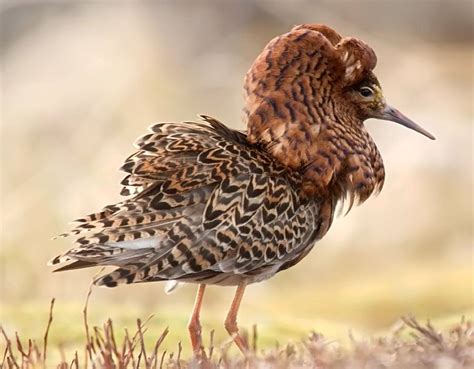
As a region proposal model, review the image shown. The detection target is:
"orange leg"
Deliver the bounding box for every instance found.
[188,284,206,354]
[224,283,248,354]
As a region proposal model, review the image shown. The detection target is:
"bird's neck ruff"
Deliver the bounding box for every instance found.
[244,24,385,207]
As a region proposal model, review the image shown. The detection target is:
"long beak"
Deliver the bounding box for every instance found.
[376,105,435,140]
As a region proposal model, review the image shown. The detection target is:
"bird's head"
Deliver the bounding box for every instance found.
[345,73,435,140]
[244,24,434,202]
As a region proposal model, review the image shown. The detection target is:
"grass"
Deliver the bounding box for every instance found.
[1,296,473,369]
[4,259,472,342]
[1,259,472,367]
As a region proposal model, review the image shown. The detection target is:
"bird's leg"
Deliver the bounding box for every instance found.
[224,283,248,354]
[188,284,206,355]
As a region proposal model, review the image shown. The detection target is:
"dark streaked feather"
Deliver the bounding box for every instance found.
[51,116,324,287]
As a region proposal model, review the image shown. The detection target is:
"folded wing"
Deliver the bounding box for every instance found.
[51,116,321,287]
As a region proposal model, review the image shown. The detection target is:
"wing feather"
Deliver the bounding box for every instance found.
[51,116,321,287]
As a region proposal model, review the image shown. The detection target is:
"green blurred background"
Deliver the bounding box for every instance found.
[1,0,472,353]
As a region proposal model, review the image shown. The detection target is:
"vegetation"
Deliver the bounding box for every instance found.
[1,298,472,369]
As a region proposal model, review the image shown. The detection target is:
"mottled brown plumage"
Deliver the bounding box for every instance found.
[246,24,383,204]
[50,24,434,355]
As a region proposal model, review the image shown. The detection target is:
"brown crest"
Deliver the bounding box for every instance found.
[244,24,384,203]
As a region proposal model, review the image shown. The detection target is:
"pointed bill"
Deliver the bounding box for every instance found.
[377,105,435,140]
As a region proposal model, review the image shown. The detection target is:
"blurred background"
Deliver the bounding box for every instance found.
[1,0,472,352]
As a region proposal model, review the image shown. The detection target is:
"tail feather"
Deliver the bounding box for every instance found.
[52,260,97,272]
[93,266,168,287]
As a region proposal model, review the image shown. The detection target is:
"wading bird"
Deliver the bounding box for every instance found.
[50,24,434,355]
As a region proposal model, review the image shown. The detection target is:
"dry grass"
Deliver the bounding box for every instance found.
[1,298,473,369]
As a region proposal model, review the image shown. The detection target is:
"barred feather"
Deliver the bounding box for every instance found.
[51,115,326,288]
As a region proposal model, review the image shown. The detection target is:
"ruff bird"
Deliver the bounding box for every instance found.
[50,24,435,354]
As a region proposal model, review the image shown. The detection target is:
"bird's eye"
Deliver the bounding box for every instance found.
[359,86,374,97]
